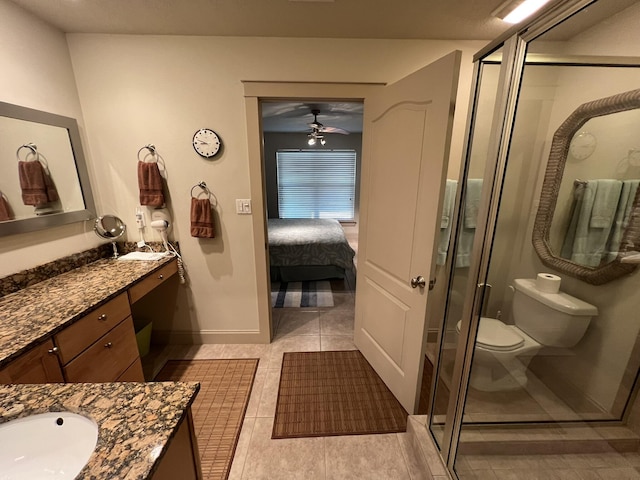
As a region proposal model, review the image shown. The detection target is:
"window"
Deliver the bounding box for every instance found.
[276,150,356,220]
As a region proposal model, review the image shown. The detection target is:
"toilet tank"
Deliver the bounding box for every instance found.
[512,279,598,348]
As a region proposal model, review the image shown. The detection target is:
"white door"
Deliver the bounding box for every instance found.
[354,51,461,413]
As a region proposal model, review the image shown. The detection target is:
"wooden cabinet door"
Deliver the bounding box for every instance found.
[129,260,178,304]
[63,318,139,383]
[0,339,64,384]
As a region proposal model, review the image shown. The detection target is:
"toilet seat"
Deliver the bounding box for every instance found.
[456,317,525,352]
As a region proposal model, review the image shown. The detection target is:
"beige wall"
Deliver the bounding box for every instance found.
[0,0,485,341]
[64,34,484,341]
[0,0,102,276]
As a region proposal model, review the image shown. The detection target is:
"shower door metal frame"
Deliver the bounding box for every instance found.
[426,0,599,476]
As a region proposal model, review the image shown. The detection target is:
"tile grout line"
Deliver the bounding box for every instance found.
[395,432,416,480]
[237,417,257,480]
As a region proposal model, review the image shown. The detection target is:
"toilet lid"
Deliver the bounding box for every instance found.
[456,317,525,352]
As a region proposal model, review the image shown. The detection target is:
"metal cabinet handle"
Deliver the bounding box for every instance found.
[158,274,164,280]
[104,342,113,348]
[98,314,108,321]
[48,346,59,355]
[410,275,426,289]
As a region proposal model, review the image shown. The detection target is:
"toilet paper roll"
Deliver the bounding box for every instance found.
[536,273,561,293]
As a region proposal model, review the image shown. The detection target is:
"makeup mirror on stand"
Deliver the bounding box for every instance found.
[94,215,126,258]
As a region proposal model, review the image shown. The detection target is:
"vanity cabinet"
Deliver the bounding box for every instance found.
[62,317,141,382]
[0,259,178,385]
[53,292,131,364]
[129,260,179,304]
[152,409,202,480]
[0,339,64,384]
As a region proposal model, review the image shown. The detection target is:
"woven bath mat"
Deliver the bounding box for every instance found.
[155,359,258,480]
[272,350,407,439]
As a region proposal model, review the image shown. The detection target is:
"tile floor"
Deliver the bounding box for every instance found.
[151,277,640,480]
[156,283,448,480]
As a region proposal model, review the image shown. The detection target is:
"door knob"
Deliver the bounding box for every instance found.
[410,275,426,289]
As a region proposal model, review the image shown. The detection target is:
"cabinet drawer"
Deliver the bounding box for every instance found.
[0,339,64,384]
[55,292,131,365]
[64,317,139,383]
[116,358,145,382]
[128,260,178,304]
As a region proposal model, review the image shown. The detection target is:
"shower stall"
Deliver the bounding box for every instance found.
[424,0,640,478]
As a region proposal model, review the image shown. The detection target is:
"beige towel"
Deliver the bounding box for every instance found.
[18,160,58,206]
[0,193,12,221]
[190,197,215,238]
[138,161,165,207]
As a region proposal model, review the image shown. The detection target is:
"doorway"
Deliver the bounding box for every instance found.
[260,100,363,347]
[243,81,382,343]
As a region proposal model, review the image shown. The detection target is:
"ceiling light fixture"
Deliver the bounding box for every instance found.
[307,129,326,147]
[492,0,552,24]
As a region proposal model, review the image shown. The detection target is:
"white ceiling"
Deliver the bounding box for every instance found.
[9,0,516,40]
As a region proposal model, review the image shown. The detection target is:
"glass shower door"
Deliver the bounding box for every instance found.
[427,47,506,454]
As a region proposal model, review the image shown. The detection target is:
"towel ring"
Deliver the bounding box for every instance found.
[137,144,158,162]
[191,181,209,198]
[191,181,218,207]
[16,143,39,162]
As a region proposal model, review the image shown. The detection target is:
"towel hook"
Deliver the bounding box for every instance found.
[191,181,209,198]
[16,143,39,162]
[137,144,158,162]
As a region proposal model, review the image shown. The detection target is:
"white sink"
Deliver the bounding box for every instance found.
[0,412,98,479]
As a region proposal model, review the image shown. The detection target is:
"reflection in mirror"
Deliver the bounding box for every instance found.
[94,215,126,258]
[0,102,95,236]
[533,88,640,285]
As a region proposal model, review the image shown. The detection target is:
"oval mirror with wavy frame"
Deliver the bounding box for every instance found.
[533,88,640,285]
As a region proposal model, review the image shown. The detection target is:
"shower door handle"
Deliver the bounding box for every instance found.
[410,275,426,289]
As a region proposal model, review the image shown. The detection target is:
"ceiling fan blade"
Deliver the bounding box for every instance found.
[320,126,350,135]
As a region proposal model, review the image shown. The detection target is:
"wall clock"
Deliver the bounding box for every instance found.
[569,131,596,160]
[192,128,222,158]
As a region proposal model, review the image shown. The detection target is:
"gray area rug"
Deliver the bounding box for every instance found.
[271,281,334,308]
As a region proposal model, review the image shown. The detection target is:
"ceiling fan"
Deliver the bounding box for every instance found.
[307,109,349,146]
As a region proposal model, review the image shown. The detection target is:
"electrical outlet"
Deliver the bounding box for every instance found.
[236,199,252,214]
[135,207,146,228]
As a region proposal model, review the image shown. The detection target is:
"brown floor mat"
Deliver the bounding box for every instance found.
[272,350,407,439]
[155,359,258,480]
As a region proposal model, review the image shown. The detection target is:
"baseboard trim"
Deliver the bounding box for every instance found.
[153,329,269,345]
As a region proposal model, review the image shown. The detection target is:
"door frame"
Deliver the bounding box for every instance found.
[243,81,384,342]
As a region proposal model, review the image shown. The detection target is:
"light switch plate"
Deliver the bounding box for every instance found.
[236,199,252,214]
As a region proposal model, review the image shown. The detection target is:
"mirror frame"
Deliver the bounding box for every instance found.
[0,101,96,237]
[533,88,640,285]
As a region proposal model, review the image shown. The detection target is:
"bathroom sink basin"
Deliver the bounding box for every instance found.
[0,412,98,479]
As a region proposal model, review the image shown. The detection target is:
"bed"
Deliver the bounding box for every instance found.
[267,218,356,282]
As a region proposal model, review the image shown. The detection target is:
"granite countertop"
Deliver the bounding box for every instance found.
[0,256,176,369]
[0,381,200,479]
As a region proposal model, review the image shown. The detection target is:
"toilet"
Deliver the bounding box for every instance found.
[456,278,598,392]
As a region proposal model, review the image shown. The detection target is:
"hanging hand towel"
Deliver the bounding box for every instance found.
[0,192,13,221]
[190,197,215,238]
[138,161,165,207]
[589,179,622,228]
[19,160,50,206]
[43,165,59,203]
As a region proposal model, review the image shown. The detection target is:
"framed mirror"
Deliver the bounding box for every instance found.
[533,88,640,285]
[0,101,96,236]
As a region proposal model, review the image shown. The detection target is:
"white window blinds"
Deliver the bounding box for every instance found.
[276,150,356,220]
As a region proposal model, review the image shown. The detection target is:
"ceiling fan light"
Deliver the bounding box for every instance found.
[308,137,316,146]
[320,138,326,146]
